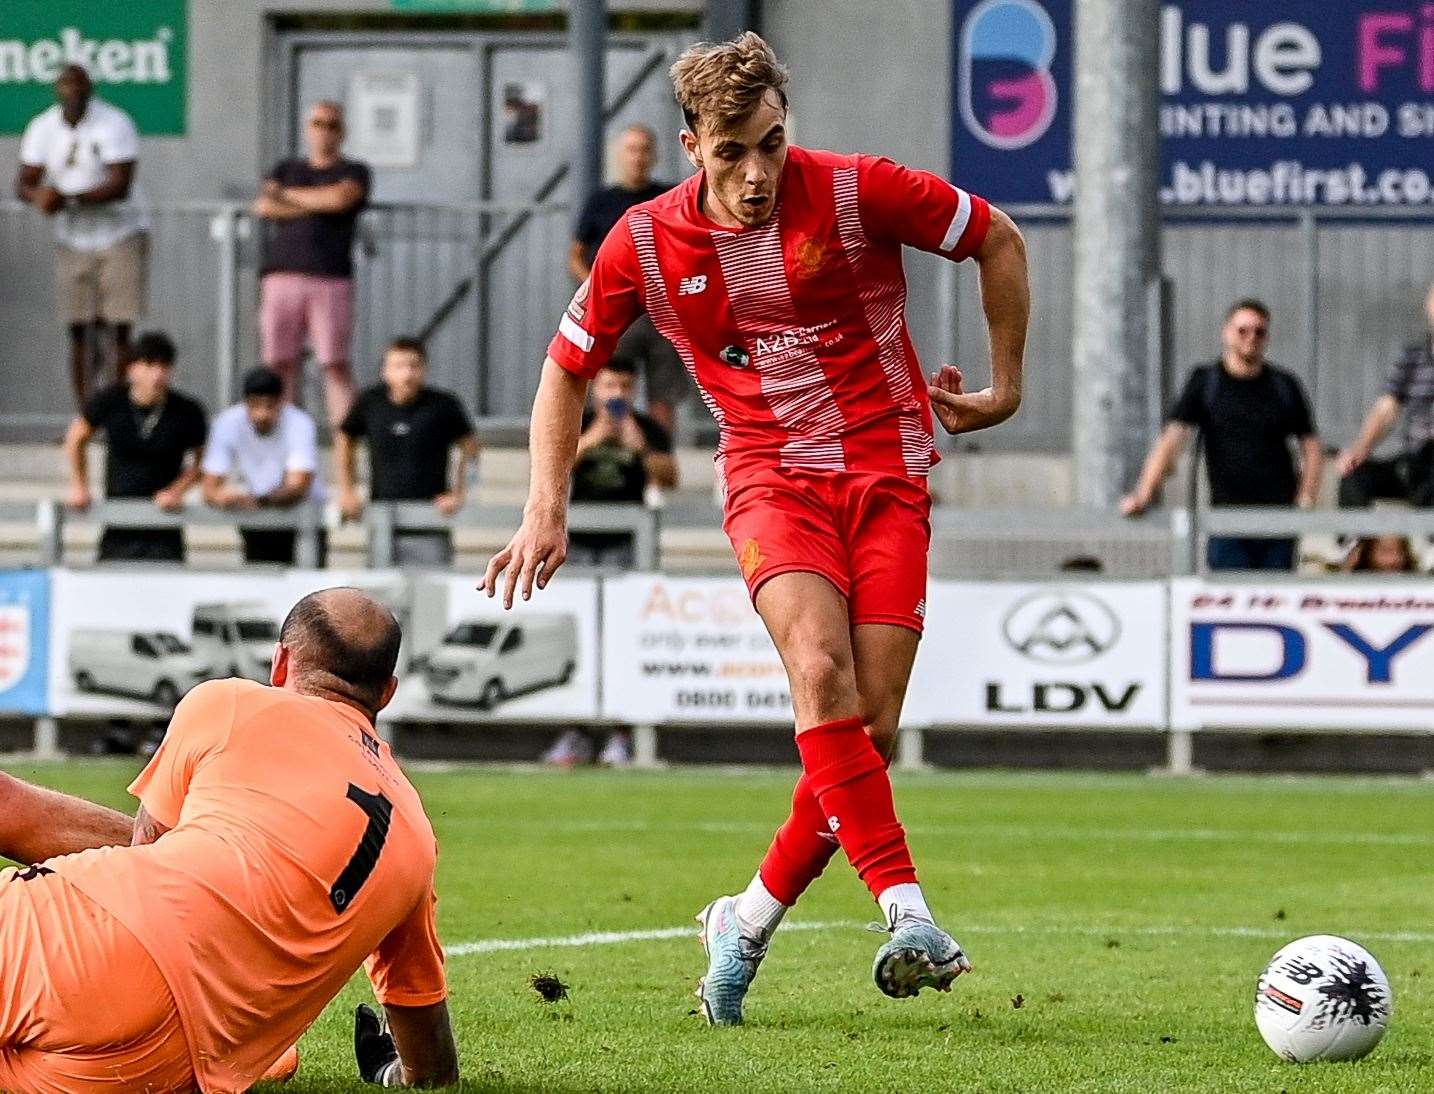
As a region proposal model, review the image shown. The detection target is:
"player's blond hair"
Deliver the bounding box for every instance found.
[669,31,789,135]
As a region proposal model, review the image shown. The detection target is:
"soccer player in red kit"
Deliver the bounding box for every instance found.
[482,32,1029,1024]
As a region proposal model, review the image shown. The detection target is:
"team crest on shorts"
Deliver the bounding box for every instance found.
[738,538,763,578]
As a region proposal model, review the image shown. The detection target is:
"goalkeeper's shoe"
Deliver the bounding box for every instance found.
[695,895,767,1026]
[872,920,972,999]
[354,1003,400,1085]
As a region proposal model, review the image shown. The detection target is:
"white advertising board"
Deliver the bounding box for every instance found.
[908,582,1168,727]
[600,574,792,724]
[384,573,600,723]
[49,569,369,717]
[1171,578,1434,730]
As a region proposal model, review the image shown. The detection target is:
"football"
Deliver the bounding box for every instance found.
[1255,935,1393,1063]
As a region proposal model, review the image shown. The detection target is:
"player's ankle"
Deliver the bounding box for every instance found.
[735,871,789,941]
[878,882,935,931]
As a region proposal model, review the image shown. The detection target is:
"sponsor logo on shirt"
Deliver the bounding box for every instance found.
[753,320,840,362]
[678,275,708,296]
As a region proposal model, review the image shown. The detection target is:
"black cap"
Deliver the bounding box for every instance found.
[241,366,283,398]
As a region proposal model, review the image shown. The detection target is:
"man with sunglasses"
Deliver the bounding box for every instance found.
[1122,298,1324,570]
[15,64,149,410]
[253,100,370,427]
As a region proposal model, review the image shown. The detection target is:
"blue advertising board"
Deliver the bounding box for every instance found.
[0,571,49,715]
[953,0,1434,207]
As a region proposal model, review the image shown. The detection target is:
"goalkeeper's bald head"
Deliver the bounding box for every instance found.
[277,588,402,718]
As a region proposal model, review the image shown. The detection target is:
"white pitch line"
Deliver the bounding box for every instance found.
[444,920,1434,959]
[444,919,845,957]
[490,817,1434,849]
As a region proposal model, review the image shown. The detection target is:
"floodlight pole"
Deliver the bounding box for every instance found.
[572,0,607,211]
[1071,0,1162,506]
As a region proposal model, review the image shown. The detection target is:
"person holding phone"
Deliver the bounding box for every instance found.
[568,358,677,569]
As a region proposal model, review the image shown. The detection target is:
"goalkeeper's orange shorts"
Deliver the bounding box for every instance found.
[0,865,195,1093]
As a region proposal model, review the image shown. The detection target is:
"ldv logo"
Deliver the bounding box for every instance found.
[958,0,1059,150]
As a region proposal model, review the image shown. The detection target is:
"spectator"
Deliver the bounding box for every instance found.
[568,124,688,434]
[15,64,149,409]
[201,367,326,566]
[62,331,206,563]
[1121,299,1323,571]
[252,100,369,427]
[1343,535,1419,574]
[1337,281,1434,509]
[337,337,481,567]
[569,358,677,568]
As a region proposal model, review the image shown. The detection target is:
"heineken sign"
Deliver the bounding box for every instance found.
[0,1,187,135]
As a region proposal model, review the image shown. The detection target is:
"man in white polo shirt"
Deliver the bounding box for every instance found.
[202,367,328,566]
[15,64,150,410]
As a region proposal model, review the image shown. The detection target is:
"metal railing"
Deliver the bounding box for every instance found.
[11,495,1431,578]
[37,498,659,572]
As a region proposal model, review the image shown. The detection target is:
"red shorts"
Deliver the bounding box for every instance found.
[723,468,931,633]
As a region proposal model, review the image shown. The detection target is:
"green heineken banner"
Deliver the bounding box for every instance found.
[0,0,187,135]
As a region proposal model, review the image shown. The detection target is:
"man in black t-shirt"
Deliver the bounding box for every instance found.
[1121,299,1324,570]
[338,337,479,567]
[569,358,678,568]
[253,100,370,427]
[62,330,208,562]
[567,123,688,434]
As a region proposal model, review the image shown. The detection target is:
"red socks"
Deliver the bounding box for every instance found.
[793,717,918,900]
[756,773,841,906]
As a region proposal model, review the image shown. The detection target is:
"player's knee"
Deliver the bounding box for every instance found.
[786,641,857,713]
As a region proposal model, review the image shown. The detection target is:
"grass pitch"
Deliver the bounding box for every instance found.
[10,761,1434,1092]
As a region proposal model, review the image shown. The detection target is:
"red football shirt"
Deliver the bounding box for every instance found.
[548,145,991,489]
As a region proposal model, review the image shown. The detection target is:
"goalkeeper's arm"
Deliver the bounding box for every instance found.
[355,1001,459,1088]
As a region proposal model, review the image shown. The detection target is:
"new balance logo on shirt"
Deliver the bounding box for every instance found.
[677,274,708,296]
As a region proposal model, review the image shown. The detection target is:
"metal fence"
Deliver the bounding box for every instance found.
[4,201,1433,448]
[940,205,1434,453]
[0,200,574,435]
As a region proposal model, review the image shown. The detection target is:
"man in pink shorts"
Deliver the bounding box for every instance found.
[252,100,370,426]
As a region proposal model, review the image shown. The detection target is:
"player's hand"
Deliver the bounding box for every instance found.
[434,491,463,517]
[1335,447,1366,478]
[927,365,1019,435]
[354,1003,400,1086]
[480,506,567,609]
[339,488,365,522]
[153,485,186,512]
[66,484,92,511]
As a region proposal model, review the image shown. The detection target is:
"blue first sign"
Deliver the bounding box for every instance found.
[0,571,49,716]
[951,0,1434,207]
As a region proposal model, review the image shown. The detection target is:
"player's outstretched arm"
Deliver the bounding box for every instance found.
[929,205,1029,435]
[355,1002,459,1088]
[480,356,588,609]
[0,771,133,864]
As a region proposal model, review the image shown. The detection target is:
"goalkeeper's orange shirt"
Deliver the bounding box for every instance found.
[53,678,447,1094]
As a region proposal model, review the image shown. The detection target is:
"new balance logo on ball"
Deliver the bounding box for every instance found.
[678,275,708,296]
